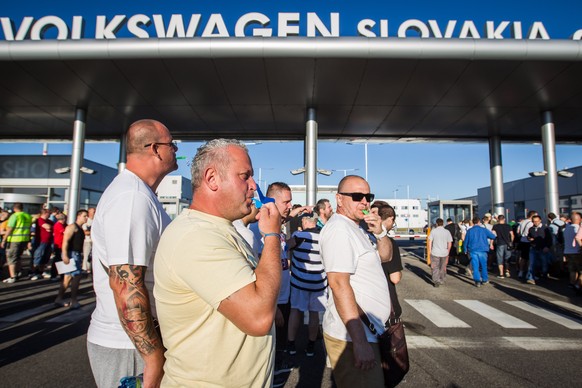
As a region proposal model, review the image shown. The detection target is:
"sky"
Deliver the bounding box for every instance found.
[1,1,582,203]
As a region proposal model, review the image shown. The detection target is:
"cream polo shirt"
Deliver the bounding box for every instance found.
[154,209,274,387]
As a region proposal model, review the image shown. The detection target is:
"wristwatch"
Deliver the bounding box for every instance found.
[374,224,388,239]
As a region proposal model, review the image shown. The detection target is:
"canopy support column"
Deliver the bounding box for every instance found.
[67,108,86,224]
[118,132,127,173]
[305,108,318,206]
[489,135,505,217]
[542,111,559,216]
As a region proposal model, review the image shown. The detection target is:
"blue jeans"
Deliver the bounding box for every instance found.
[470,251,489,282]
[33,242,52,267]
[527,248,552,280]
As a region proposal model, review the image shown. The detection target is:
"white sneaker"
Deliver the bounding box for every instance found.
[3,277,16,284]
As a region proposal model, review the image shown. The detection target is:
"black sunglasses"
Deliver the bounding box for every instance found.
[144,141,178,151]
[339,192,375,202]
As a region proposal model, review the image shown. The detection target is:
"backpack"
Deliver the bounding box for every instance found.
[553,221,565,245]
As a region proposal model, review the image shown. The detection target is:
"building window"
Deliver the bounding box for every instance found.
[402,206,408,210]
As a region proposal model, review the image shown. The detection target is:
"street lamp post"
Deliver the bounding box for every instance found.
[256,167,274,193]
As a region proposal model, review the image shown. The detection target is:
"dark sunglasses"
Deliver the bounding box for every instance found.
[339,192,375,202]
[144,141,178,152]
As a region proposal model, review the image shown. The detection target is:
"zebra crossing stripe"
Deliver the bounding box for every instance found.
[405,299,471,328]
[504,301,582,330]
[455,300,536,329]
[502,337,582,351]
[407,336,582,350]
[549,300,582,315]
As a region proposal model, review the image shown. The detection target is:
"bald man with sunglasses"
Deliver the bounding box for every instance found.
[320,175,392,388]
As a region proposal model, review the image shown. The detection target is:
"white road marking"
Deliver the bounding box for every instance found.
[549,300,582,315]
[406,299,471,328]
[455,300,536,329]
[502,337,582,351]
[407,335,582,350]
[505,301,582,330]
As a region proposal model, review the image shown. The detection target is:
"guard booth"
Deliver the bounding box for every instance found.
[428,200,473,226]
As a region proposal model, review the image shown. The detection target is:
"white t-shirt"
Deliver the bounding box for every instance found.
[233,219,260,258]
[87,169,171,349]
[429,226,453,257]
[320,213,391,343]
[518,219,533,243]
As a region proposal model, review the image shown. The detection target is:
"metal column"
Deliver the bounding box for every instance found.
[118,132,127,173]
[67,108,86,224]
[541,111,559,216]
[488,135,505,217]
[305,108,318,206]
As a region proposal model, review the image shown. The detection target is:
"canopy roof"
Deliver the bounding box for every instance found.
[1,38,582,142]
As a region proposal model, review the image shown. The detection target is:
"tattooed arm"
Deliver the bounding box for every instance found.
[109,264,165,388]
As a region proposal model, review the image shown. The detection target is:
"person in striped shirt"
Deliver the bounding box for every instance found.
[286,213,328,357]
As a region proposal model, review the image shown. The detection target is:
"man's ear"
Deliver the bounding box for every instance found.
[204,166,220,191]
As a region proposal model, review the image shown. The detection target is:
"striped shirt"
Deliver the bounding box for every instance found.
[290,228,327,292]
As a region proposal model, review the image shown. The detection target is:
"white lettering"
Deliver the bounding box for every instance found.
[307,12,339,37]
[201,14,229,37]
[573,29,582,40]
[380,20,388,37]
[512,21,523,39]
[428,20,456,38]
[153,14,183,38]
[398,19,430,38]
[357,19,376,37]
[278,13,300,37]
[95,15,126,39]
[235,12,271,37]
[486,21,510,39]
[528,21,550,40]
[185,15,201,37]
[459,21,480,39]
[30,16,68,40]
[0,16,33,41]
[127,14,150,38]
[71,16,83,39]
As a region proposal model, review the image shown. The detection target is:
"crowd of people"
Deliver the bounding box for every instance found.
[3,119,581,388]
[0,203,95,308]
[432,210,582,292]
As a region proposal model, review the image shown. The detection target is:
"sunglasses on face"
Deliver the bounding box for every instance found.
[144,141,178,152]
[339,192,375,202]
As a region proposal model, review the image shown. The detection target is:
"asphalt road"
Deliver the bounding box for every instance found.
[1,241,581,387]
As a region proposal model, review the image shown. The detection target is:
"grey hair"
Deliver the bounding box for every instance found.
[191,139,248,191]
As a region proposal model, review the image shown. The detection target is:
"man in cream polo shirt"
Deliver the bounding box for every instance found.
[320,175,392,388]
[154,139,282,387]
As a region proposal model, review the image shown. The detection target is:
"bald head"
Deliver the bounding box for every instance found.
[337,175,367,192]
[126,119,168,155]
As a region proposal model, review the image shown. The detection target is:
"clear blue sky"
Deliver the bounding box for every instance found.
[1,1,581,202]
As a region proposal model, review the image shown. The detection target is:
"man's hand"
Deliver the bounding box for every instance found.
[353,339,377,371]
[256,202,281,235]
[289,205,313,218]
[363,213,383,235]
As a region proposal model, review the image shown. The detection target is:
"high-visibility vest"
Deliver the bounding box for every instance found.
[7,212,32,243]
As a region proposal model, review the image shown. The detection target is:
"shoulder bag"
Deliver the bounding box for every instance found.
[358,303,409,387]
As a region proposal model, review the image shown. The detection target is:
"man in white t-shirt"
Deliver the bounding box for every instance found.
[87,119,178,388]
[320,175,392,388]
[428,218,453,287]
[154,139,282,387]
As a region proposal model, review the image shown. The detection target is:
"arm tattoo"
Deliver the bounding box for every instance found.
[110,265,162,356]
